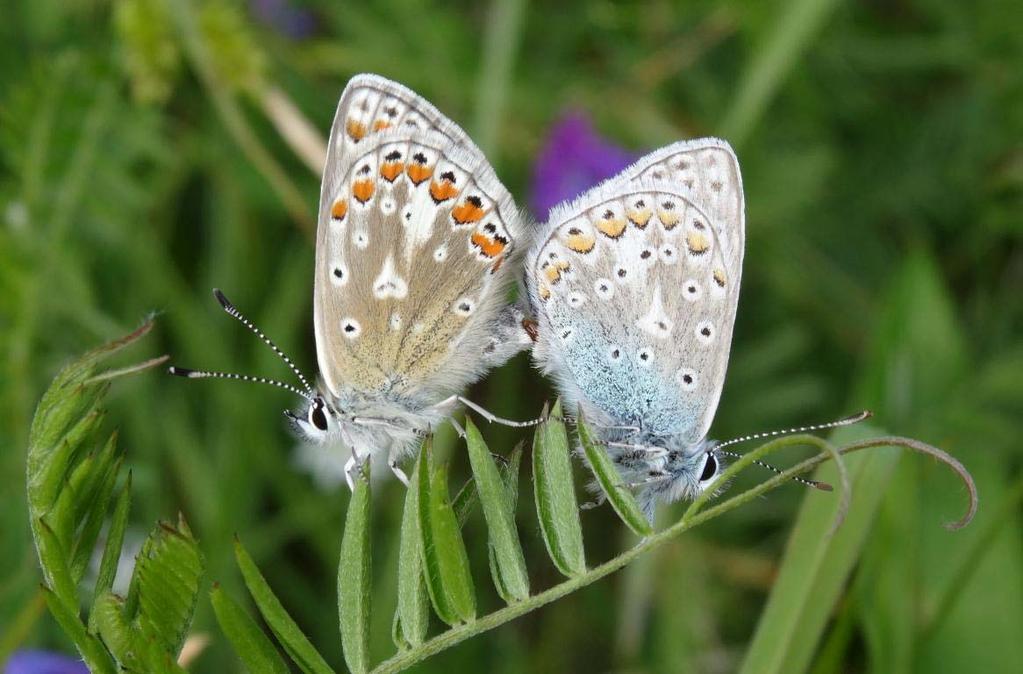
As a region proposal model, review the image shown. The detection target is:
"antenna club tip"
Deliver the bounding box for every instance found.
[813,481,834,492]
[168,366,195,377]
[212,288,233,310]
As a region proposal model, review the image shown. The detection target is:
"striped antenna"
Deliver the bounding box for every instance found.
[211,289,314,396]
[168,367,313,401]
[712,411,872,492]
[714,411,871,452]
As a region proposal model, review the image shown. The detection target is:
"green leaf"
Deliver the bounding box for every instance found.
[738,424,900,674]
[93,590,183,674]
[464,417,530,602]
[394,464,430,649]
[532,400,586,577]
[452,476,479,528]
[44,588,117,674]
[211,584,290,674]
[90,473,132,630]
[338,465,372,674]
[577,414,654,537]
[234,539,336,674]
[126,516,205,656]
[417,438,476,625]
[486,441,526,601]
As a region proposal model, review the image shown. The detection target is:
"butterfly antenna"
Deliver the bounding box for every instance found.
[211,288,314,396]
[167,367,313,401]
[711,411,871,492]
[715,449,832,492]
[714,410,872,452]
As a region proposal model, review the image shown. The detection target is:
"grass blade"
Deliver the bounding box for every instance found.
[532,400,586,577]
[211,584,290,674]
[235,538,336,674]
[338,465,372,674]
[738,424,900,674]
[417,438,477,625]
[464,416,530,602]
[577,414,654,537]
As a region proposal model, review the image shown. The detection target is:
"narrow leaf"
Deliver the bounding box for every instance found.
[235,539,336,674]
[739,424,900,674]
[577,415,654,537]
[532,400,586,577]
[43,588,117,674]
[417,439,476,625]
[338,465,372,674]
[71,454,123,583]
[93,472,131,600]
[394,464,430,649]
[93,591,171,673]
[211,585,290,674]
[452,477,478,528]
[464,417,529,602]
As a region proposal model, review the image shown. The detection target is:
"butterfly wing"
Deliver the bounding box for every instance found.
[624,138,744,284]
[527,140,744,443]
[314,75,528,405]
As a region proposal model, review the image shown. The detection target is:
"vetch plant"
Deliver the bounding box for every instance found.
[27,323,977,673]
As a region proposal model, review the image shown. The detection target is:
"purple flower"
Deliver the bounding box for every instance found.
[4,650,88,674]
[250,0,317,40]
[530,111,636,221]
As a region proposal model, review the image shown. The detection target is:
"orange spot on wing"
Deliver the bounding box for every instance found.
[471,232,507,258]
[380,162,404,182]
[452,199,485,224]
[330,198,348,221]
[658,208,680,229]
[429,179,459,203]
[346,119,367,142]
[352,179,375,204]
[628,209,652,228]
[407,163,434,185]
[686,231,709,255]
[596,216,626,239]
[373,120,391,131]
[565,232,595,254]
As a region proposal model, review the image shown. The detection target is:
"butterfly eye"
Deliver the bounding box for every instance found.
[310,399,329,431]
[699,454,718,482]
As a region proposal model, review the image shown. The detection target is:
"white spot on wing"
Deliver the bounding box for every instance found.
[696,320,715,345]
[678,368,698,391]
[682,279,703,302]
[372,254,408,299]
[453,297,475,316]
[636,286,673,338]
[329,262,348,287]
[341,318,361,339]
[354,230,370,250]
[594,279,614,299]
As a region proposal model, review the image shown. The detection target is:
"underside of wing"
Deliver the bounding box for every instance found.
[624,139,744,284]
[526,178,739,443]
[314,127,525,405]
[326,74,480,180]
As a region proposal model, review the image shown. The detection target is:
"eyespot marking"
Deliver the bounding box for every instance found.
[341,318,361,339]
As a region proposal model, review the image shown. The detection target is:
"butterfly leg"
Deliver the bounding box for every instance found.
[431,395,549,428]
[344,454,358,491]
[387,449,410,487]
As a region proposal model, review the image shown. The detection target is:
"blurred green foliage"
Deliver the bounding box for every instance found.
[2,0,1020,672]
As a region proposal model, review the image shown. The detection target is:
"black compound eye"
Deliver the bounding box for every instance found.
[310,400,328,431]
[700,454,718,482]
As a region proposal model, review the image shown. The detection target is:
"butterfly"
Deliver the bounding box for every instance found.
[524,138,747,514]
[170,74,533,485]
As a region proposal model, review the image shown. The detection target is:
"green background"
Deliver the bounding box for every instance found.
[2,0,1020,672]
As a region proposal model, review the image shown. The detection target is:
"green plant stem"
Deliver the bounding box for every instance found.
[369,435,975,674]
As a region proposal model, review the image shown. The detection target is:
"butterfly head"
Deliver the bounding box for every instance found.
[286,392,342,443]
